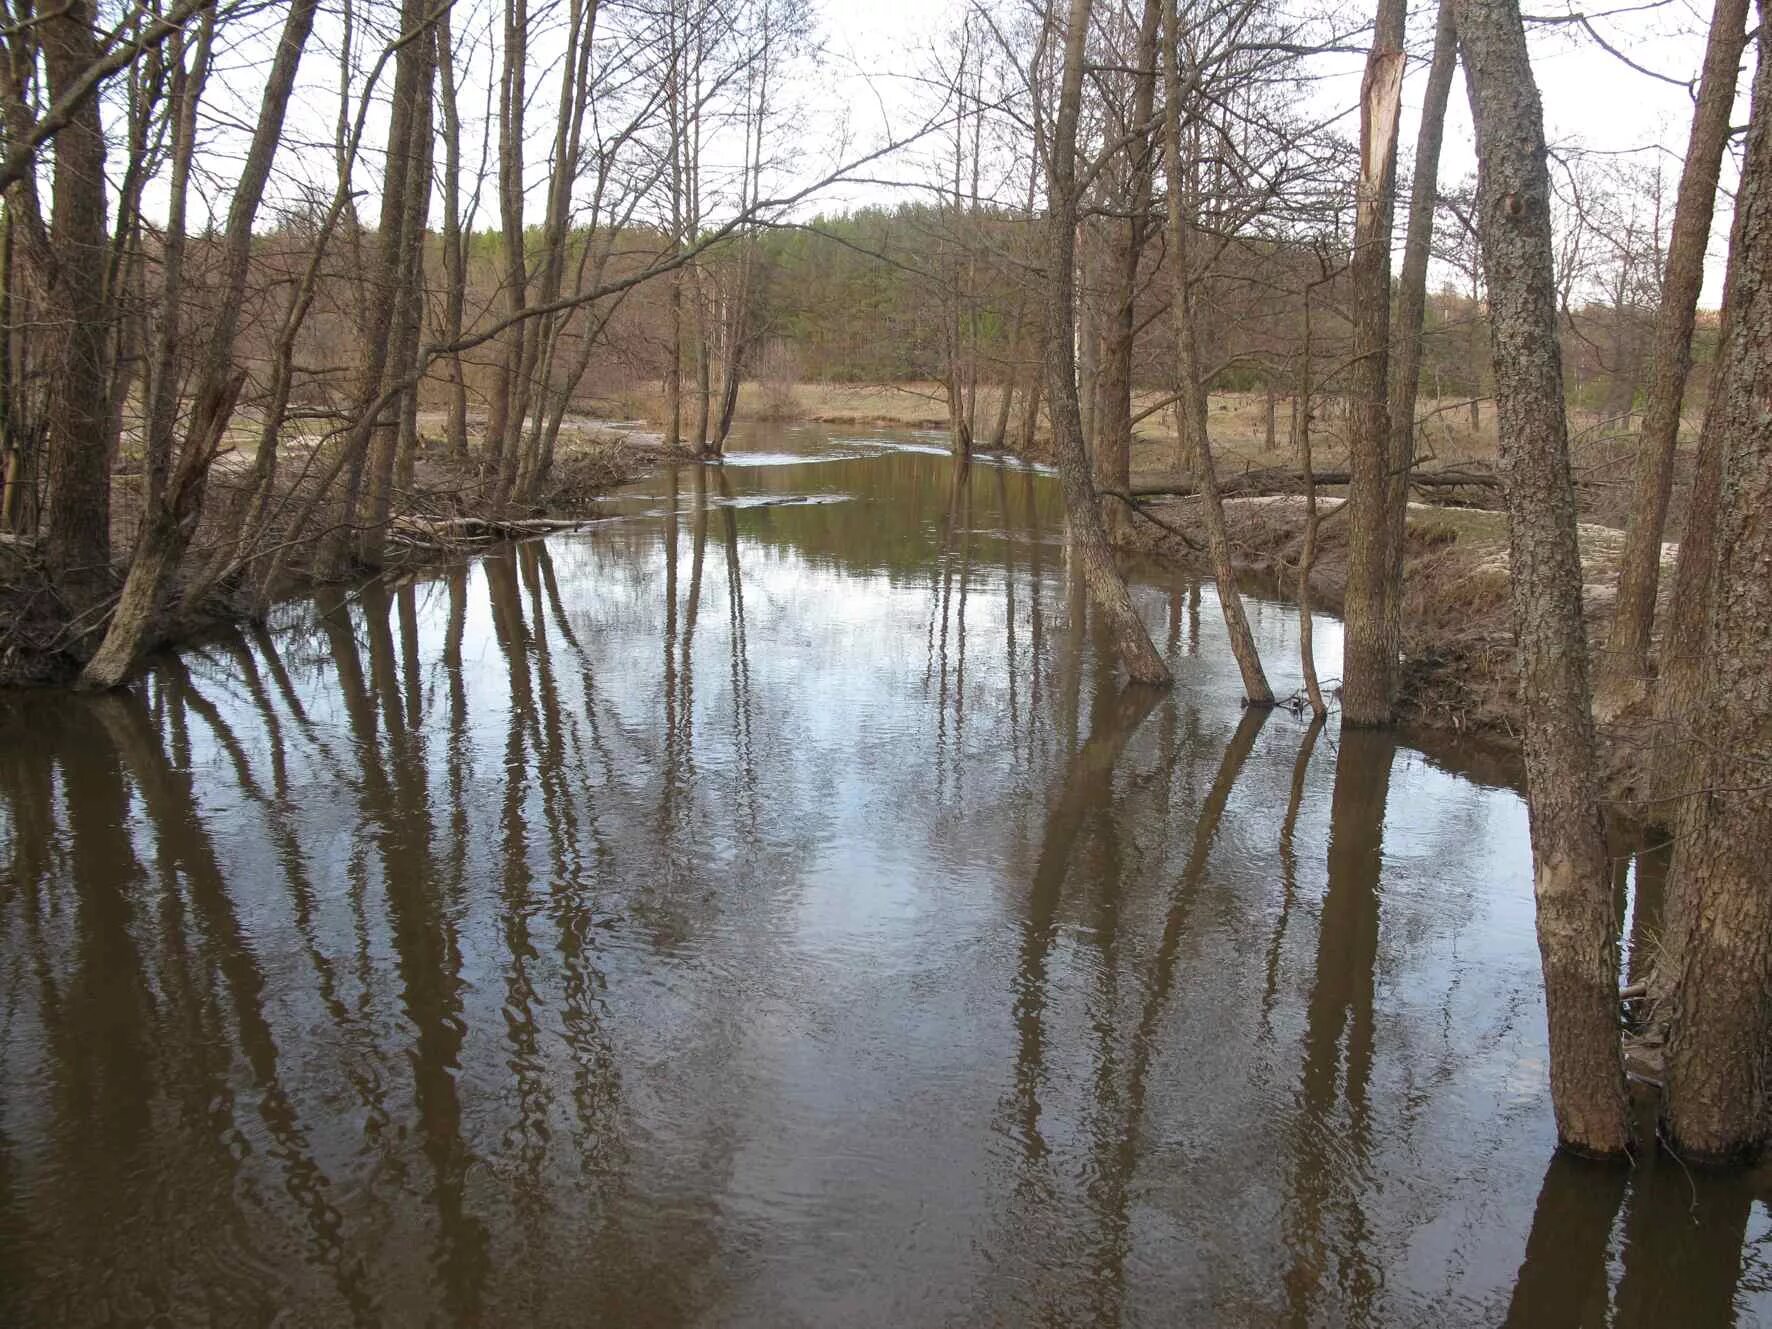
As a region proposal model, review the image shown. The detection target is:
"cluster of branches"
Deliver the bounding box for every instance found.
[0,0,919,686]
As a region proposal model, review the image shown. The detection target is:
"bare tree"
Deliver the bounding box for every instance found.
[1595,0,1751,716]
[1385,0,1459,671]
[1044,0,1170,687]
[1160,0,1270,705]
[1456,0,1630,1156]
[1659,0,1772,1164]
[1340,0,1406,727]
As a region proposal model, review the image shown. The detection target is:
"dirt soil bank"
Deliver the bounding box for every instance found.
[1109,486,1669,815]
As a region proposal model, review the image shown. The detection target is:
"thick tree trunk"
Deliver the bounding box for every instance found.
[1457,0,1631,1156]
[1340,0,1407,727]
[39,0,112,611]
[1660,4,1772,1165]
[79,373,244,689]
[1045,0,1170,688]
[1384,0,1458,676]
[1594,0,1750,716]
[1161,0,1271,705]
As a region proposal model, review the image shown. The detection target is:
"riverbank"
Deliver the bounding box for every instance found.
[1109,481,1671,815]
[0,422,681,688]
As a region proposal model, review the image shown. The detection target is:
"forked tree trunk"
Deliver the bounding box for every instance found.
[1340,0,1406,727]
[1660,3,1772,1165]
[1384,0,1458,673]
[1456,0,1630,1156]
[1045,0,1170,688]
[79,373,245,689]
[1594,0,1750,716]
[1160,0,1271,706]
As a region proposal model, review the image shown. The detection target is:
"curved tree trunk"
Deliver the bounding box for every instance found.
[1160,0,1270,706]
[1045,0,1170,688]
[1457,0,1631,1157]
[1594,0,1750,717]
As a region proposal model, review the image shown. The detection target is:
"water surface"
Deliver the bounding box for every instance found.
[1,423,1766,1326]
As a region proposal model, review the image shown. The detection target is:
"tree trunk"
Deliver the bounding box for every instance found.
[1385,0,1458,678]
[1160,0,1271,706]
[663,8,683,451]
[1647,299,1732,820]
[1093,0,1161,537]
[81,0,318,684]
[489,0,530,495]
[1340,0,1407,727]
[356,0,435,568]
[1594,0,1750,716]
[1457,0,1630,1156]
[1660,3,1772,1164]
[39,0,112,612]
[1298,288,1326,718]
[79,372,244,689]
[1045,0,1170,688]
[437,4,470,462]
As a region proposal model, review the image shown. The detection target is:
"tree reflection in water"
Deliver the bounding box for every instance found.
[0,425,1766,1327]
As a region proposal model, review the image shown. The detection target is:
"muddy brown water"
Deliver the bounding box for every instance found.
[0,424,1766,1327]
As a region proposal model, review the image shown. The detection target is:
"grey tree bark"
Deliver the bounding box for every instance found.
[1456,0,1631,1156]
[1340,0,1407,727]
[1044,0,1171,687]
[1594,0,1750,716]
[1160,0,1271,705]
[1384,0,1459,673]
[1661,1,1772,1164]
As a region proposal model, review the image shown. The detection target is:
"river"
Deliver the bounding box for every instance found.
[0,423,1765,1326]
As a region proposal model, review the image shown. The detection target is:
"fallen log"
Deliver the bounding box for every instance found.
[1124,464,1502,501]
[388,514,596,543]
